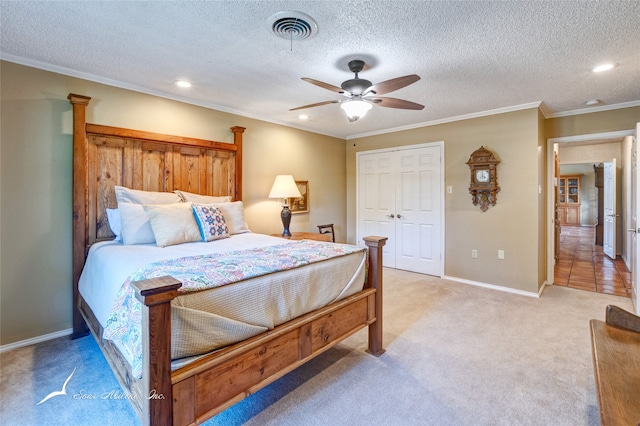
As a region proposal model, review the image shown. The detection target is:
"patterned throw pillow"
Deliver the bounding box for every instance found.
[191,204,230,242]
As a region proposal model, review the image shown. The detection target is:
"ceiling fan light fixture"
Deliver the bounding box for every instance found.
[290,60,423,117]
[341,100,372,122]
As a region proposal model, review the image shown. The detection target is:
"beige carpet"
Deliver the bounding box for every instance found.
[1,268,634,425]
[211,268,634,425]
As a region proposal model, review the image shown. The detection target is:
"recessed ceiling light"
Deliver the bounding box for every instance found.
[175,80,192,88]
[298,114,309,120]
[585,99,600,106]
[592,63,615,73]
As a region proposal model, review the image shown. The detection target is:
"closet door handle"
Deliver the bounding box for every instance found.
[386,214,395,219]
[397,214,403,219]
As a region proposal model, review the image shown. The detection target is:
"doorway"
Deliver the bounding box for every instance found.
[547,131,636,298]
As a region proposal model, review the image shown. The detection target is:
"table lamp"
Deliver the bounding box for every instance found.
[268,175,302,237]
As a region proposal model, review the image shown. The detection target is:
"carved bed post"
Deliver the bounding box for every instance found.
[230,126,245,201]
[132,276,182,426]
[68,93,92,339]
[363,236,387,356]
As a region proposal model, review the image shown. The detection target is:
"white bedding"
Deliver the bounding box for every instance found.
[80,233,296,327]
[79,232,367,368]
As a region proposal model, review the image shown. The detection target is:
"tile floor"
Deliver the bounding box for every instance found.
[554,226,631,297]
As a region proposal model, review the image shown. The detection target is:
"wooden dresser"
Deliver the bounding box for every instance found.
[590,305,640,425]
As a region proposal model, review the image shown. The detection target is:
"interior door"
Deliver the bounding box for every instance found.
[358,151,396,267]
[394,146,442,276]
[631,123,640,315]
[603,159,617,259]
[554,151,560,263]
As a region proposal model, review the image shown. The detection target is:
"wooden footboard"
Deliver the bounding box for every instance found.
[128,236,386,426]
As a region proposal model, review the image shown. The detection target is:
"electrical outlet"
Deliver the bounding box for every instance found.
[472,249,478,259]
[498,250,505,259]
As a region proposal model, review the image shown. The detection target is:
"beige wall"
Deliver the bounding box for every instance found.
[346,107,638,296]
[558,142,621,165]
[546,107,640,139]
[347,108,543,293]
[2,59,638,346]
[0,61,346,345]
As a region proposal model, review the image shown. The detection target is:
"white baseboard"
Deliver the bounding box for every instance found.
[444,275,544,298]
[0,328,73,353]
[622,253,631,272]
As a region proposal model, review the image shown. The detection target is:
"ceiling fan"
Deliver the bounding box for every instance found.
[290,59,424,122]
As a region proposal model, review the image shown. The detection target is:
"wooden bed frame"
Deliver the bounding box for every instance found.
[68,93,387,426]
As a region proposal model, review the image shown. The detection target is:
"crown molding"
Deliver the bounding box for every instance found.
[546,100,640,118]
[347,102,543,140]
[537,101,552,118]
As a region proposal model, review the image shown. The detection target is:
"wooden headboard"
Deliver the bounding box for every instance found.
[67,93,245,337]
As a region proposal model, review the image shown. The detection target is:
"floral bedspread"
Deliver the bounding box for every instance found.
[103,240,365,378]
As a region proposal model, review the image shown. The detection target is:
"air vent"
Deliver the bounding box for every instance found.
[267,11,318,41]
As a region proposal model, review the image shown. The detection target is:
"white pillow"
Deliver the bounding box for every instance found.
[143,202,202,247]
[119,203,156,245]
[106,208,122,241]
[212,201,250,235]
[174,190,232,204]
[115,185,182,205]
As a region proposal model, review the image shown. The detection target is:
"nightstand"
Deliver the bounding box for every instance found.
[270,232,332,242]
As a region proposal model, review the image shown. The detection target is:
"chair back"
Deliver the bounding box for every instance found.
[317,224,335,242]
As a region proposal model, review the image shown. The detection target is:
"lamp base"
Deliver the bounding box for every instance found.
[281,204,292,237]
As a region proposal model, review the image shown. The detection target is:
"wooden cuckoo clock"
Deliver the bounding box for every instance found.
[466,146,500,212]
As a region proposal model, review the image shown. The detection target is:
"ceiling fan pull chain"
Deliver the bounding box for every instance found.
[290,17,299,52]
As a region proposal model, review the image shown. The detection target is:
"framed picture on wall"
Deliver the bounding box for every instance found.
[289,180,309,214]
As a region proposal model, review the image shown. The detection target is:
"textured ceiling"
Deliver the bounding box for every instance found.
[2,1,639,139]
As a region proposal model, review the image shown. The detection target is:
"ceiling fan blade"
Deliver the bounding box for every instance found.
[289,100,340,111]
[364,74,420,95]
[369,97,425,110]
[301,78,346,94]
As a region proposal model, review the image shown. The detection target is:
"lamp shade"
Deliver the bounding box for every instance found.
[340,100,372,122]
[268,175,302,199]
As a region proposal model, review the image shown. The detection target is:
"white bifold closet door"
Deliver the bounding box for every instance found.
[357,143,443,277]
